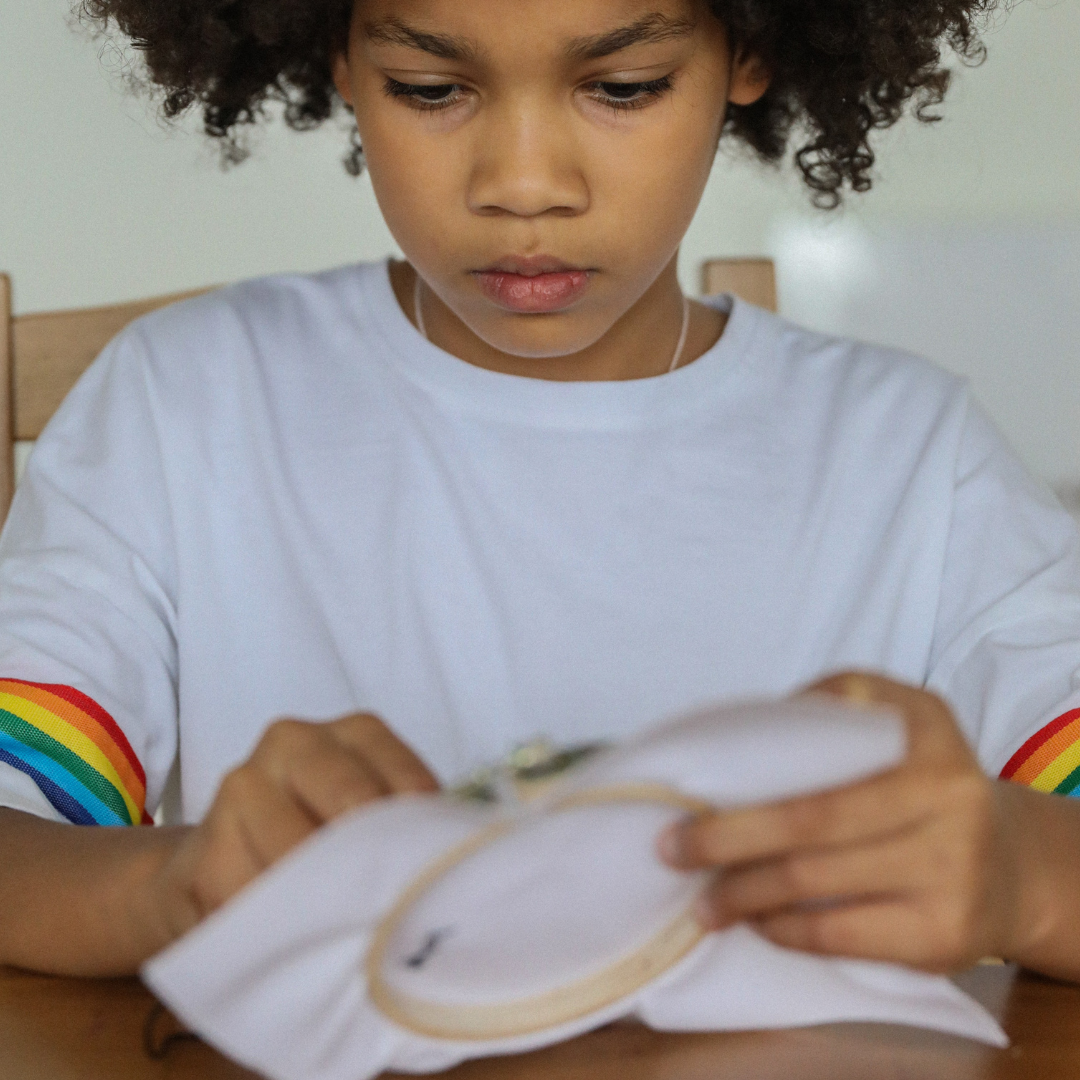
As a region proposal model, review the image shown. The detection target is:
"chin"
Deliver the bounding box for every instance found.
[468,314,611,361]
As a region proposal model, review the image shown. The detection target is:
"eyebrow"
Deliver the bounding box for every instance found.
[363,12,695,64]
[363,18,482,62]
[566,14,696,61]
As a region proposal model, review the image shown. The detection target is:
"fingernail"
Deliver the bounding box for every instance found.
[657,824,682,865]
[840,673,876,705]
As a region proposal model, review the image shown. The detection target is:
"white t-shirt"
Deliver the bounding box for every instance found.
[0,260,1078,825]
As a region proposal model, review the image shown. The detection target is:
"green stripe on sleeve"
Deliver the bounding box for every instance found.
[0,708,133,824]
[1053,762,1080,796]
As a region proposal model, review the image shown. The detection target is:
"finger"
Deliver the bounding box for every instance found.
[185,767,316,913]
[284,739,389,821]
[807,671,891,708]
[221,764,321,868]
[699,827,930,927]
[804,672,975,766]
[329,713,440,795]
[252,715,438,796]
[660,767,930,870]
[752,898,976,972]
[186,810,266,915]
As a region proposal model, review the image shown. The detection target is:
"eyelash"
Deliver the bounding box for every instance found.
[382,75,675,114]
[591,75,675,111]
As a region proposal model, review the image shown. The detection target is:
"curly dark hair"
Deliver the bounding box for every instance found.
[78,0,997,207]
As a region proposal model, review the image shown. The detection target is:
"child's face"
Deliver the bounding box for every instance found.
[334,0,766,364]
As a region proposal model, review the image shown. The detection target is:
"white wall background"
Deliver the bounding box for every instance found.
[2,0,1079,495]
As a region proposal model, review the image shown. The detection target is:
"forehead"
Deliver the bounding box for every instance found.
[354,0,704,60]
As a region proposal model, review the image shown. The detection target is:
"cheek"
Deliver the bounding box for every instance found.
[362,133,489,285]
[352,91,462,257]
[585,108,721,268]
[363,142,444,249]
[649,96,726,219]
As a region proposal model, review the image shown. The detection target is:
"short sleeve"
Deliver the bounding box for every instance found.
[0,326,178,824]
[926,394,1080,790]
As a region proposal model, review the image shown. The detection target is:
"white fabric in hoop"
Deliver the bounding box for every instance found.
[143,696,1007,1080]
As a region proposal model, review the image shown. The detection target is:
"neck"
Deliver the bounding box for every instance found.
[391,259,726,382]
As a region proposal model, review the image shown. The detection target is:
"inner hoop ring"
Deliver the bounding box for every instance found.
[366,783,712,1041]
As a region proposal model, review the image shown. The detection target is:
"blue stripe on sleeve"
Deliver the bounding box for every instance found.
[0,734,126,825]
[0,748,98,824]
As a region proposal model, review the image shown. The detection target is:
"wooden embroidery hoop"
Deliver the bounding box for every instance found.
[366,782,712,1041]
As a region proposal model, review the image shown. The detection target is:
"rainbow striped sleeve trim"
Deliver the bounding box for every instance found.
[1001,708,1080,797]
[0,679,150,825]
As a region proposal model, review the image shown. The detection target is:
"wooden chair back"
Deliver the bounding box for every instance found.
[700,257,777,312]
[0,257,777,524]
[0,275,210,522]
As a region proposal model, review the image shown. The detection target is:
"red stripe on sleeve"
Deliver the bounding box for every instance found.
[1000,708,1080,780]
[2,679,147,789]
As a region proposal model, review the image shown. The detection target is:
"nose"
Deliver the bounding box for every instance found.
[467,99,589,219]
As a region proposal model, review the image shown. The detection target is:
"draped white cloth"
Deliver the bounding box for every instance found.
[144,697,1006,1080]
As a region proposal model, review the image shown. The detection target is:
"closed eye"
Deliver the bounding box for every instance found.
[586,75,675,111]
[384,77,468,111]
[383,74,677,114]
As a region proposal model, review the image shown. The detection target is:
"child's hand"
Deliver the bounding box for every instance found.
[152,713,438,939]
[658,673,1024,973]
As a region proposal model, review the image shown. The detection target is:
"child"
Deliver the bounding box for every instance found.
[2,0,1080,988]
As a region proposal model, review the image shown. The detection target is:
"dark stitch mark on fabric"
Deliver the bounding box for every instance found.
[405,928,454,969]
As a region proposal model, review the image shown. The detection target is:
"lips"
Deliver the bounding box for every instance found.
[473,257,591,314]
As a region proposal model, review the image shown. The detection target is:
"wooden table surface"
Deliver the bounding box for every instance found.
[2,963,1079,1080]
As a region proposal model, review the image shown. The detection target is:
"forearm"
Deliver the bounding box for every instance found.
[0,808,188,977]
[1001,782,1080,981]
